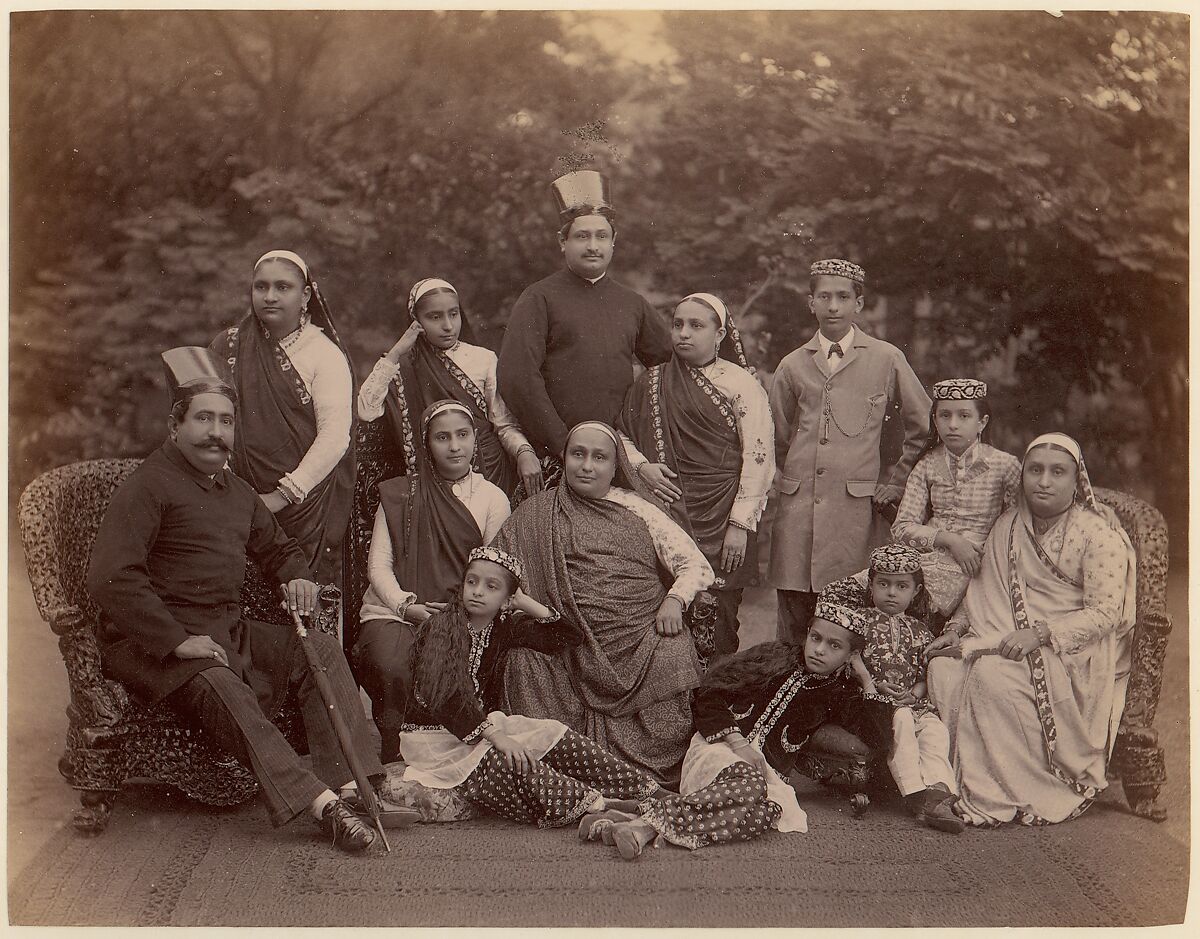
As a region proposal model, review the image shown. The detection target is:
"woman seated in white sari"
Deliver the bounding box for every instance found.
[924,432,1136,826]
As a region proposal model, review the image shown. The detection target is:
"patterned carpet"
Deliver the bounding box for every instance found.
[9,778,1187,928]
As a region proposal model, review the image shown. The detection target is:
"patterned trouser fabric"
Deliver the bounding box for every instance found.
[455,729,656,828]
[639,762,782,850]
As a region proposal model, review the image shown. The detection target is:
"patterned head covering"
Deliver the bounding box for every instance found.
[812,600,870,639]
[1023,432,1098,513]
[467,545,523,587]
[408,277,458,315]
[810,258,866,285]
[933,378,987,400]
[869,543,923,576]
[421,399,474,435]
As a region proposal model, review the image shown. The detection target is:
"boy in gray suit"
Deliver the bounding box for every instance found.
[768,259,930,643]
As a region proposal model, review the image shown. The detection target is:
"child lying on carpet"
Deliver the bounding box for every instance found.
[581,601,895,859]
[394,546,664,828]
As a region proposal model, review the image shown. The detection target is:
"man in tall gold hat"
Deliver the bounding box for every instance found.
[498,170,671,475]
[87,346,410,852]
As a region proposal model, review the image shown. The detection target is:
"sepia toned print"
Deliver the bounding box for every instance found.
[8,7,1187,928]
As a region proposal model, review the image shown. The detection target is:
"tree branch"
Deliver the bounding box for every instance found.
[205,13,269,100]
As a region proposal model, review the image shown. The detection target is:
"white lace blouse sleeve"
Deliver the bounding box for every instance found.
[724,366,775,531]
[356,357,399,422]
[618,430,651,470]
[605,488,714,606]
[478,348,533,460]
[367,505,416,612]
[283,334,353,497]
[1046,514,1130,655]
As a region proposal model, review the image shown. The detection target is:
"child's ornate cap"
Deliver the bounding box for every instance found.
[467,546,523,586]
[810,258,865,285]
[869,543,923,576]
[812,600,870,639]
[933,378,987,400]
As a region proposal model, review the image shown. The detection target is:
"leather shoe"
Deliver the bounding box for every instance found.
[320,798,377,853]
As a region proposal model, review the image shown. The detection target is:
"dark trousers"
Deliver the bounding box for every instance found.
[712,587,746,658]
[167,630,384,828]
[350,618,418,763]
[776,589,819,646]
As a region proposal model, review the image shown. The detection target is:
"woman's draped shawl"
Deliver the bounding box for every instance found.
[211,311,356,582]
[384,334,515,494]
[376,474,484,606]
[618,355,756,588]
[493,483,699,719]
[957,502,1136,796]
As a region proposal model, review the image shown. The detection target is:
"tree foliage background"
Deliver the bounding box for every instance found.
[9,9,1188,552]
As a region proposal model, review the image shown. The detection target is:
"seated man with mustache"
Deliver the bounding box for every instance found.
[86,346,407,853]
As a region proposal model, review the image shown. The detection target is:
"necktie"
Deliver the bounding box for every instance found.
[828,342,843,360]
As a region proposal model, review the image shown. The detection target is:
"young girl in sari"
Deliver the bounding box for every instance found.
[357,277,543,499]
[351,399,511,761]
[618,293,774,659]
[892,378,1021,618]
[589,601,895,859]
[211,249,356,586]
[396,546,662,829]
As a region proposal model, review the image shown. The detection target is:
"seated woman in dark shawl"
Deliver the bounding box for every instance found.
[494,420,715,783]
[356,277,543,499]
[351,399,511,761]
[617,293,774,659]
[210,249,356,587]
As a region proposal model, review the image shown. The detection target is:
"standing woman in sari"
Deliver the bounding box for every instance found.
[211,250,355,587]
[493,421,714,783]
[356,277,543,499]
[617,293,774,658]
[924,433,1136,825]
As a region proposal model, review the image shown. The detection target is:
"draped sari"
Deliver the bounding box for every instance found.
[376,473,484,606]
[928,500,1136,825]
[618,354,757,590]
[211,311,356,586]
[494,481,701,781]
[383,319,516,495]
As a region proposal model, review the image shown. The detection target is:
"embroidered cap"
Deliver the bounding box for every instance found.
[933,378,987,401]
[467,546,523,586]
[810,258,865,285]
[869,543,923,576]
[812,600,870,639]
[550,170,615,226]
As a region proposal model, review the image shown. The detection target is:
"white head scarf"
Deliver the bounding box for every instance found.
[408,277,458,314]
[254,250,310,282]
[678,292,728,328]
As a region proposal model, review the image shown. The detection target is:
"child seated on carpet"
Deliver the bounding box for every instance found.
[395,546,663,828]
[584,601,895,860]
[855,543,963,833]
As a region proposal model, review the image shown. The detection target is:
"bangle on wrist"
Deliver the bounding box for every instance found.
[274,485,297,505]
[516,444,536,458]
[1034,620,1051,646]
[397,597,414,623]
[665,594,686,610]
